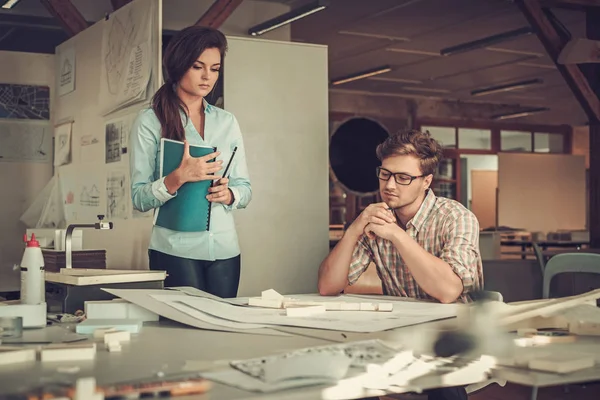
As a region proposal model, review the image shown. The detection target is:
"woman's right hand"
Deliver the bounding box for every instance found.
[177,140,222,183]
[164,141,222,194]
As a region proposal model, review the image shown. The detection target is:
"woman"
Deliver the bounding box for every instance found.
[129,26,251,298]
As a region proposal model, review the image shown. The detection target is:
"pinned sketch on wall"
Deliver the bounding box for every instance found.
[0,120,52,163]
[58,165,107,222]
[54,122,73,167]
[57,46,76,96]
[78,169,105,221]
[98,0,155,115]
[80,134,101,163]
[107,169,130,219]
[59,166,78,221]
[0,83,50,120]
[105,114,134,163]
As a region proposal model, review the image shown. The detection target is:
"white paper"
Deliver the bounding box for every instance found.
[58,166,78,221]
[57,46,76,96]
[0,120,52,163]
[98,0,154,115]
[152,295,457,333]
[80,134,102,164]
[105,114,134,164]
[103,288,287,336]
[39,176,66,228]
[54,122,72,167]
[106,168,130,219]
[20,176,57,228]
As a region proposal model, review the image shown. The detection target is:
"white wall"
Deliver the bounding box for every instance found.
[225,37,330,296]
[0,51,54,290]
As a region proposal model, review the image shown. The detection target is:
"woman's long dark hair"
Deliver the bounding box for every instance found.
[152,26,227,141]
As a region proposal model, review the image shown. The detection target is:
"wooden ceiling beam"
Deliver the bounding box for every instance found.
[39,0,88,37]
[110,0,133,11]
[195,0,245,28]
[517,0,600,122]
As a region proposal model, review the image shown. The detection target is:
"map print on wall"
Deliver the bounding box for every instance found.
[0,120,52,163]
[0,84,50,120]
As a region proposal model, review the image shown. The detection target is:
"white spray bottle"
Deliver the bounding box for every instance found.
[20,233,45,305]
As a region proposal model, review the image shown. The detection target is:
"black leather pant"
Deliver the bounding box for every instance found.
[149,250,241,298]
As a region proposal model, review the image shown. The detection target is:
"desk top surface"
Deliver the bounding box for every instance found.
[1,306,600,398]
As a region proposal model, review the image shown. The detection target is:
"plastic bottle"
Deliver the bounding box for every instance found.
[20,233,45,305]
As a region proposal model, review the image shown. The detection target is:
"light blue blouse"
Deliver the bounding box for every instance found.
[129,101,252,260]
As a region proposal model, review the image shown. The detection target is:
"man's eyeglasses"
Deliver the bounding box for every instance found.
[376,166,425,186]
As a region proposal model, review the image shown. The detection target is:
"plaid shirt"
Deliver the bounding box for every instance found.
[348,190,483,303]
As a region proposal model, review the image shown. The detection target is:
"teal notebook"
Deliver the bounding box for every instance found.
[154,138,217,232]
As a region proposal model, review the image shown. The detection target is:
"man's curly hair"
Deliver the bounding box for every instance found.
[375,129,444,176]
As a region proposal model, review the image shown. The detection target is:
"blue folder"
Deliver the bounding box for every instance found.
[154,138,216,232]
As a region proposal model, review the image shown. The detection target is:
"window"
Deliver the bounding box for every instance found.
[534,133,564,153]
[458,128,492,150]
[501,130,532,152]
[422,126,456,148]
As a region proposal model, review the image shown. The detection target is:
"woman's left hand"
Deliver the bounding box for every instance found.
[207,178,233,205]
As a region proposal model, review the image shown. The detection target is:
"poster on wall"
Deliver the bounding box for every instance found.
[0,120,52,163]
[107,168,130,219]
[57,46,76,97]
[54,122,73,167]
[98,0,155,115]
[58,165,107,222]
[105,113,134,163]
[0,83,50,120]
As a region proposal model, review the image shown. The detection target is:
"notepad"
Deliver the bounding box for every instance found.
[154,138,217,232]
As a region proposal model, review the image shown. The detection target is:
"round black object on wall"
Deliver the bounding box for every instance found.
[329,118,390,194]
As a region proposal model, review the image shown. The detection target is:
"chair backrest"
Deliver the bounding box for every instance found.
[532,242,545,274]
[484,290,503,302]
[543,253,600,299]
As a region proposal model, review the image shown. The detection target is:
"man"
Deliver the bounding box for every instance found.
[318,129,483,400]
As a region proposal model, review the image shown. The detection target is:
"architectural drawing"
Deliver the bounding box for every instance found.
[105,114,134,163]
[107,170,129,219]
[0,120,52,163]
[0,83,50,119]
[54,122,72,167]
[58,47,76,96]
[80,184,100,207]
[99,0,154,114]
[105,121,122,163]
[104,11,135,95]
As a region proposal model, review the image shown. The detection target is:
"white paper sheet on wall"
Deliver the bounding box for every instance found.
[98,0,155,115]
[0,120,52,163]
[57,46,76,97]
[105,113,134,164]
[20,176,58,228]
[54,122,73,167]
[107,168,130,219]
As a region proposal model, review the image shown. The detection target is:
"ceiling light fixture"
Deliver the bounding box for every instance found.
[248,0,329,36]
[2,0,21,9]
[490,107,550,120]
[471,78,544,97]
[440,27,533,56]
[331,66,392,86]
